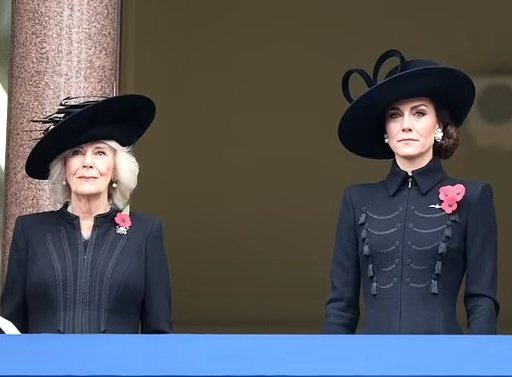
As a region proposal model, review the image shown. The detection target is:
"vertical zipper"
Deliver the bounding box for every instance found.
[82,225,97,333]
[399,178,412,333]
[75,219,96,333]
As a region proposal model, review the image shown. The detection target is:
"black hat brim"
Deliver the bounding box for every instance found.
[338,66,475,159]
[26,94,155,180]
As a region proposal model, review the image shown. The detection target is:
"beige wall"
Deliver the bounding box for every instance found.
[120,0,512,333]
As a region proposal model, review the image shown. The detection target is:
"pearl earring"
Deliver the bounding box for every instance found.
[434,128,443,143]
[62,180,67,186]
[384,134,389,144]
[112,181,117,188]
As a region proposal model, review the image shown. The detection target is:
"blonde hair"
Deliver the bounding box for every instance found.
[48,140,139,209]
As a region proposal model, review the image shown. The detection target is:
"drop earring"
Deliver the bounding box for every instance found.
[384,134,389,144]
[434,128,443,143]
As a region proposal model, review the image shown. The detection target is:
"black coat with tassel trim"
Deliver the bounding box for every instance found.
[324,158,499,334]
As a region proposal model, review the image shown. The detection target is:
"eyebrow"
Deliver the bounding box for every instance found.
[387,103,430,111]
[72,145,110,151]
[411,103,430,110]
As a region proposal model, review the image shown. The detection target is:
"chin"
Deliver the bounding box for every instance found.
[73,191,107,197]
[394,150,420,158]
[72,186,109,197]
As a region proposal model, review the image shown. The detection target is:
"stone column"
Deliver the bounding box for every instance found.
[2,0,121,278]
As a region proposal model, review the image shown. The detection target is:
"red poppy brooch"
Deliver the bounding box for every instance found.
[115,205,131,235]
[435,184,466,214]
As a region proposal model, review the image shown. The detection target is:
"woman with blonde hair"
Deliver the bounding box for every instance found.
[1,95,172,333]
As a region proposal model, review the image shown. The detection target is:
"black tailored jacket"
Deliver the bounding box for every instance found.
[324,158,499,334]
[1,206,172,334]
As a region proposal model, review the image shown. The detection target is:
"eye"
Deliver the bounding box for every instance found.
[414,109,427,117]
[70,149,83,156]
[387,111,401,119]
[95,150,107,156]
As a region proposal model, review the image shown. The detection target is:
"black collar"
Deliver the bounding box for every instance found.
[385,158,447,196]
[58,203,119,225]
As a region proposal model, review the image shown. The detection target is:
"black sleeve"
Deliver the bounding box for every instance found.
[0,217,28,333]
[323,188,360,334]
[464,183,499,334]
[140,218,173,333]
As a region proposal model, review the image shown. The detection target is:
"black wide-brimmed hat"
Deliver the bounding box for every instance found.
[338,49,475,159]
[26,94,156,180]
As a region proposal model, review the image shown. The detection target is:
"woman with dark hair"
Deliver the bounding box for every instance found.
[1,95,172,334]
[324,50,499,334]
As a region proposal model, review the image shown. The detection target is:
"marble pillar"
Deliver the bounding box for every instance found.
[2,0,121,278]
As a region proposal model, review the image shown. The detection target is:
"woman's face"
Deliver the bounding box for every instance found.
[65,141,115,200]
[385,97,440,162]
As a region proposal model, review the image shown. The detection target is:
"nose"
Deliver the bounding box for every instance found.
[401,114,412,132]
[82,152,93,168]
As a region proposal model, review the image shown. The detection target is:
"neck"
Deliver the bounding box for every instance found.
[394,153,433,175]
[68,195,111,219]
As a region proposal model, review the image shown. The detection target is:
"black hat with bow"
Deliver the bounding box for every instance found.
[338,49,475,159]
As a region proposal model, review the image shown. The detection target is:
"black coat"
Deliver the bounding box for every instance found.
[1,207,172,334]
[324,158,499,334]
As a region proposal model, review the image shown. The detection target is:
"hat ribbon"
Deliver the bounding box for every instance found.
[341,49,406,103]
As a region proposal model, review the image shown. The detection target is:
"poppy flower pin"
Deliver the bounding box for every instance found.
[429,184,466,214]
[115,205,131,235]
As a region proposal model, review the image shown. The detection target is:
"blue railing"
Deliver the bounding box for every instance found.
[0,334,511,376]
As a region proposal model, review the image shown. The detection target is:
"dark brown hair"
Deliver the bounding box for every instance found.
[433,103,460,159]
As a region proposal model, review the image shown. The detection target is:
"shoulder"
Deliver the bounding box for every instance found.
[129,211,164,233]
[130,211,163,224]
[15,210,62,226]
[444,178,494,201]
[441,178,495,218]
[343,180,387,199]
[336,181,389,215]
[127,212,167,250]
